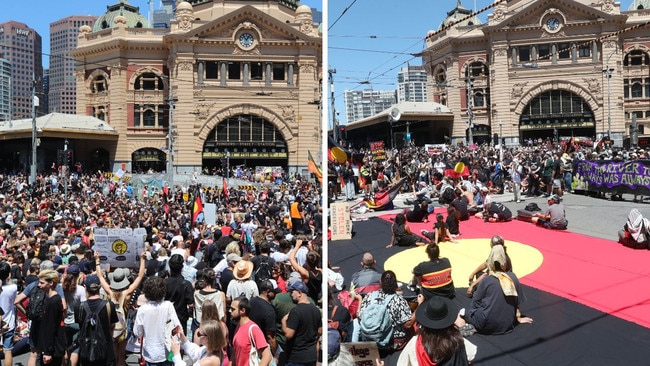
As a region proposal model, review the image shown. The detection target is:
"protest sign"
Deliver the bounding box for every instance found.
[343,342,380,366]
[330,202,352,240]
[93,227,147,268]
[574,160,650,195]
[370,141,386,161]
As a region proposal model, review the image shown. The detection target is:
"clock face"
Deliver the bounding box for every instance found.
[239,33,255,48]
[546,17,560,31]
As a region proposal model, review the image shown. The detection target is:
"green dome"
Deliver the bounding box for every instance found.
[439,1,482,30]
[93,0,149,32]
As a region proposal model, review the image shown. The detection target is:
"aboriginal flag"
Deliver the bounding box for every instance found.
[223,177,229,200]
[192,195,203,223]
[307,150,322,182]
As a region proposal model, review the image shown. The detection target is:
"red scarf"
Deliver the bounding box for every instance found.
[415,335,437,366]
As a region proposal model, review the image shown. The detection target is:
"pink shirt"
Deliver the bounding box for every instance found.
[232,320,268,366]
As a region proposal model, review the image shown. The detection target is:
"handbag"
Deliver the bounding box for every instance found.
[248,324,260,366]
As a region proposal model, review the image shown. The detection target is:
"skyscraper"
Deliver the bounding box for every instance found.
[48,15,98,115]
[344,89,397,123]
[0,21,43,120]
[397,65,428,103]
[0,57,11,121]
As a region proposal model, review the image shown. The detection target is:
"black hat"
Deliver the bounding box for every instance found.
[415,296,458,330]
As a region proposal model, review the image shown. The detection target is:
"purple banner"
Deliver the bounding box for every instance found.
[574,160,650,195]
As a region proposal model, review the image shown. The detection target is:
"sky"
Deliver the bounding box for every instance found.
[1,0,322,67]
[328,0,641,127]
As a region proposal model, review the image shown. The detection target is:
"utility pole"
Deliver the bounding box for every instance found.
[167,77,177,189]
[64,139,68,201]
[329,68,338,141]
[30,75,38,184]
[466,75,474,146]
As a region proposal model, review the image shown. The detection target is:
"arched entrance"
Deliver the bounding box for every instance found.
[465,124,491,145]
[132,148,166,173]
[519,90,596,143]
[202,114,288,175]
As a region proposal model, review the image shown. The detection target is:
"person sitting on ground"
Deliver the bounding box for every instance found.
[386,213,427,248]
[403,200,430,223]
[397,295,476,366]
[350,252,382,296]
[450,188,471,221]
[456,245,533,335]
[405,182,430,205]
[421,214,454,244]
[618,208,650,249]
[355,270,416,360]
[445,206,461,237]
[411,242,455,300]
[466,235,512,296]
[532,194,568,230]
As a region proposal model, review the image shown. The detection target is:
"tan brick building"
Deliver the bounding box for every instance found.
[72,0,321,177]
[424,0,650,148]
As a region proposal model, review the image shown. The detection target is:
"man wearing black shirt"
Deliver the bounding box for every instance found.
[249,280,282,363]
[165,254,194,335]
[282,281,321,366]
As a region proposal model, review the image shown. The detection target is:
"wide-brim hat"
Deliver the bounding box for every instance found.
[60,244,71,255]
[108,268,131,291]
[233,260,254,280]
[415,296,458,330]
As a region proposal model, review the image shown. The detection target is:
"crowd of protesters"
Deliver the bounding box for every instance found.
[327,137,648,366]
[0,166,323,366]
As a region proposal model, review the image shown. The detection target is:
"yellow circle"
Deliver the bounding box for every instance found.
[111,239,128,255]
[385,238,544,287]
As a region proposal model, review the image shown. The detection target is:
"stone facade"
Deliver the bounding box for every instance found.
[72,0,321,176]
[423,0,650,147]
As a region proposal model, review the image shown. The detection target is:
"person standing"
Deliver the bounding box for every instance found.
[0,261,18,366]
[134,276,181,366]
[78,274,118,366]
[342,160,356,201]
[33,269,66,366]
[165,254,195,336]
[249,280,282,364]
[289,197,304,235]
[230,297,272,366]
[281,281,321,366]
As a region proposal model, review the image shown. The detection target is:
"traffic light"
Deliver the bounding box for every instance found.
[339,126,347,139]
[57,150,65,166]
[66,150,73,166]
[493,133,499,146]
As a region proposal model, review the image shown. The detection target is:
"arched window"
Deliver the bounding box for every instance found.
[91,75,107,93]
[134,73,164,91]
[624,50,650,66]
[466,61,488,78]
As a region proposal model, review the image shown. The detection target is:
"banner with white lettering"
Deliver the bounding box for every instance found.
[573,160,650,195]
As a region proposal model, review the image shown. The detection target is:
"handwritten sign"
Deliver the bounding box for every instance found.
[370,141,386,161]
[93,227,147,268]
[330,202,352,240]
[574,160,650,195]
[344,342,380,366]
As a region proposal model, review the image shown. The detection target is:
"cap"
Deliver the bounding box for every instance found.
[84,274,100,288]
[66,264,80,276]
[287,280,309,294]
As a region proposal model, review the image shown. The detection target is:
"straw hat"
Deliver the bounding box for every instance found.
[233,260,254,280]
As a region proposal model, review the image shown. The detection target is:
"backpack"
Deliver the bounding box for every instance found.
[78,300,111,363]
[112,294,127,342]
[253,256,273,285]
[26,287,47,320]
[359,292,396,348]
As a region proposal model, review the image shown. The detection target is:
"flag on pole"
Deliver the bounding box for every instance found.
[223,177,229,200]
[162,184,170,214]
[307,150,322,182]
[192,194,203,223]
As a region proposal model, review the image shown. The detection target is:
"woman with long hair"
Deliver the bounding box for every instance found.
[445,206,461,237]
[171,320,227,366]
[192,269,227,339]
[94,251,147,366]
[62,265,86,366]
[386,213,426,248]
[421,213,454,244]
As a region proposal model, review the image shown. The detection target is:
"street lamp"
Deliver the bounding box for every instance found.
[30,76,39,184]
[604,50,617,140]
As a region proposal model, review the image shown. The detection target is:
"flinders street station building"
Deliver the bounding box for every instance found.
[71,0,321,175]
[423,0,650,148]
